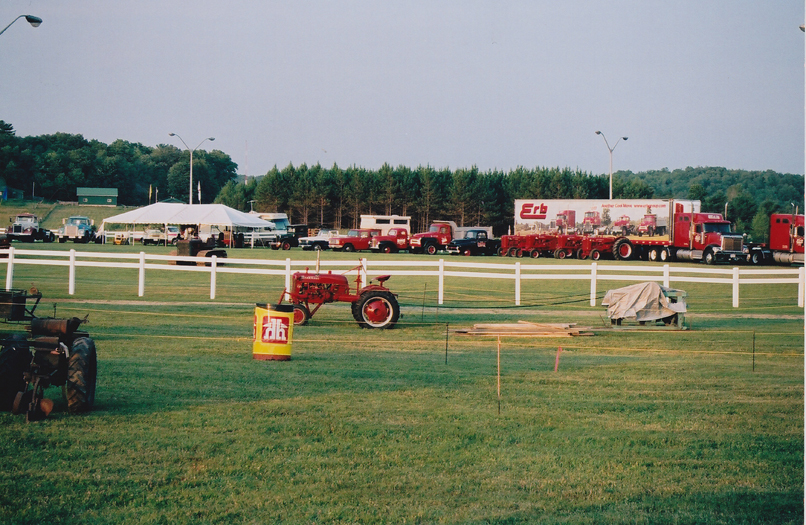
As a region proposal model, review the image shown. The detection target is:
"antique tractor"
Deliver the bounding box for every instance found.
[0,289,97,421]
[281,263,400,329]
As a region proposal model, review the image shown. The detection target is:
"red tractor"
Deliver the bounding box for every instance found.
[281,265,401,329]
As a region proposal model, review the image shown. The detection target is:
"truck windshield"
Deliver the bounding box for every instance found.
[68,218,89,225]
[703,223,732,234]
[428,225,440,233]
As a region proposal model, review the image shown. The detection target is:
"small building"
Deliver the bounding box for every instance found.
[78,187,118,206]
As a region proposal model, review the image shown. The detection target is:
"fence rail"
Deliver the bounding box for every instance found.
[1,247,803,308]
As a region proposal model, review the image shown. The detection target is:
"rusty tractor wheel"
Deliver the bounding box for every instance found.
[66,337,97,414]
[0,335,31,412]
[612,238,633,260]
[292,304,311,326]
[355,291,400,329]
[591,249,601,261]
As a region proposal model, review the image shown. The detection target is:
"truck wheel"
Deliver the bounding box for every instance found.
[425,244,438,255]
[750,251,763,265]
[343,244,355,252]
[59,237,67,243]
[355,291,400,329]
[292,304,311,326]
[648,248,659,262]
[590,250,601,261]
[659,249,669,262]
[703,249,716,265]
[43,232,54,243]
[281,241,292,250]
[66,337,97,414]
[382,245,393,254]
[0,335,31,411]
[613,238,633,260]
[463,248,472,256]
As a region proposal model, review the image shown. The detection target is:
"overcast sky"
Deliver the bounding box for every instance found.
[3,1,804,178]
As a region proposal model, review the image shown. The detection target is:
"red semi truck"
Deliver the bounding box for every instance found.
[768,213,804,265]
[513,199,766,264]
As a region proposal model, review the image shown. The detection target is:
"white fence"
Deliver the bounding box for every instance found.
[1,247,804,308]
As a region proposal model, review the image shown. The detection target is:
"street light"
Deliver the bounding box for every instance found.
[595,131,628,199]
[0,15,43,37]
[169,133,215,204]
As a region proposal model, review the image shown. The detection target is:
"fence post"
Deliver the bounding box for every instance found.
[663,264,670,288]
[438,259,444,305]
[5,246,14,291]
[732,267,740,308]
[360,258,367,288]
[138,252,146,297]
[590,262,597,306]
[515,261,521,306]
[285,258,292,301]
[68,249,76,295]
[210,255,217,300]
[799,266,805,308]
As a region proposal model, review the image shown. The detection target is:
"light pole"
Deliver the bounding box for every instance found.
[169,133,214,204]
[0,14,42,36]
[595,131,628,199]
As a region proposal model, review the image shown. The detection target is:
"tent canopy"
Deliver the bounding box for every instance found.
[101,203,274,230]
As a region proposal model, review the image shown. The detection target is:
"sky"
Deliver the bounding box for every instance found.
[2,1,804,178]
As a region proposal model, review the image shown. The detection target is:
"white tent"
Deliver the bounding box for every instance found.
[101,203,274,230]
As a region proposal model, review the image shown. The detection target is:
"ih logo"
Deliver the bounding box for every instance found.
[262,315,290,344]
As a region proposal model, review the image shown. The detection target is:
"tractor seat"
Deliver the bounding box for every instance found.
[375,275,391,284]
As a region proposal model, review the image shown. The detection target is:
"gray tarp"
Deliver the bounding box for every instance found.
[601,282,687,322]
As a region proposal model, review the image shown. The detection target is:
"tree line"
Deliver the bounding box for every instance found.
[1,121,802,240]
[0,121,237,205]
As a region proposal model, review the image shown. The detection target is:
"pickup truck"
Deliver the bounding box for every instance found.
[298,230,340,250]
[370,227,410,253]
[446,229,501,256]
[141,226,181,246]
[328,229,381,252]
[410,221,493,255]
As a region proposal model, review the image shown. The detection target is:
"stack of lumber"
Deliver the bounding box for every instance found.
[454,321,594,337]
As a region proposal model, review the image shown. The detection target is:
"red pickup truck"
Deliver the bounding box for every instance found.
[370,227,410,253]
[329,229,381,252]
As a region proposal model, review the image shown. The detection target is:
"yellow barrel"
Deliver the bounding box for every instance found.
[253,303,294,360]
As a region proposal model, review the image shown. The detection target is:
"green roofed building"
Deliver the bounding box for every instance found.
[77,187,118,206]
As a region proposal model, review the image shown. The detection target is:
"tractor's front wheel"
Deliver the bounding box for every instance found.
[0,335,31,412]
[354,291,400,329]
[66,337,97,414]
[292,304,311,326]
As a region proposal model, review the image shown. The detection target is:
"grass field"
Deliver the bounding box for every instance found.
[0,244,802,524]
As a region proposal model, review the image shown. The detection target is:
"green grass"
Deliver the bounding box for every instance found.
[0,245,802,524]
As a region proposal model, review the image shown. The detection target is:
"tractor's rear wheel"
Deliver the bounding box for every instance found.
[590,249,601,261]
[0,335,31,412]
[355,291,400,329]
[613,238,633,260]
[66,337,97,414]
[292,304,311,326]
